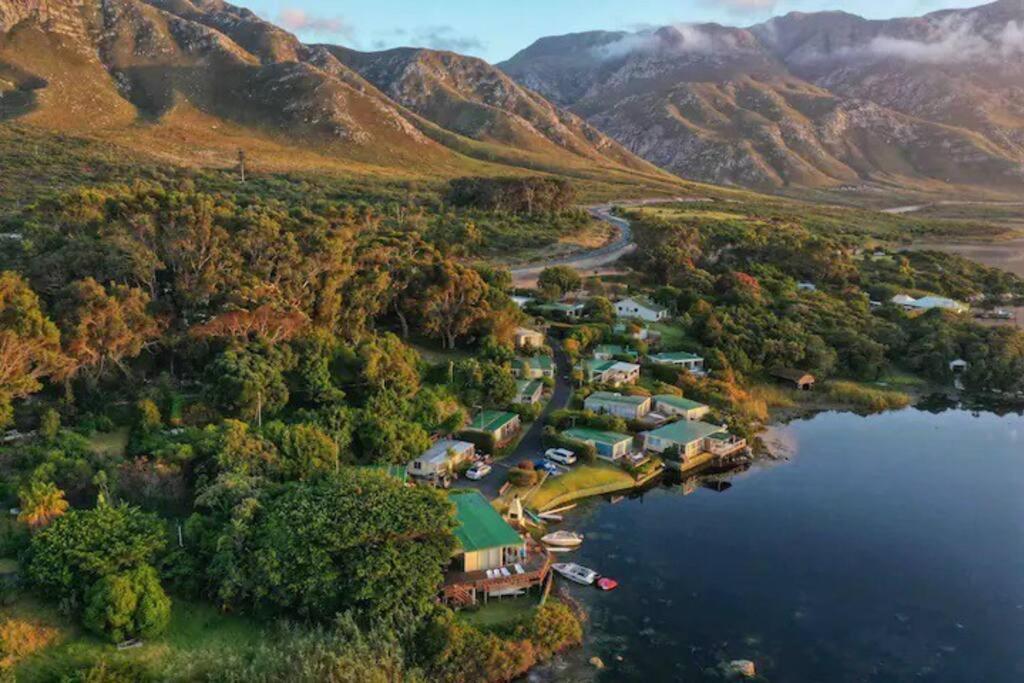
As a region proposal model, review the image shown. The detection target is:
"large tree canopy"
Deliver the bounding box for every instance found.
[201,470,456,621]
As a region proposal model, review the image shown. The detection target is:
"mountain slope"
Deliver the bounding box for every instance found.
[0,0,675,187]
[500,2,1024,195]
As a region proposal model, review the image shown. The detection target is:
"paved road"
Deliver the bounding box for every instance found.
[454,338,573,499]
[509,198,694,287]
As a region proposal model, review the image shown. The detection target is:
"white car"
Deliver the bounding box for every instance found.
[545,448,577,465]
[466,463,493,480]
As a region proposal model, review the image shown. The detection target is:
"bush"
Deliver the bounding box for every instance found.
[83,565,171,642]
[456,430,498,456]
[507,467,538,488]
[135,399,162,434]
[514,601,583,659]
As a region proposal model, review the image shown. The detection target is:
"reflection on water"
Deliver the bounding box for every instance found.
[530,408,1024,682]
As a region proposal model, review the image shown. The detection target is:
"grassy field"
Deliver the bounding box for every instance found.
[648,322,698,351]
[630,198,1015,242]
[528,462,635,512]
[86,428,130,458]
[8,597,265,682]
[457,595,538,629]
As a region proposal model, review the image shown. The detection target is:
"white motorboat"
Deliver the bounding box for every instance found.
[538,512,563,522]
[552,562,598,586]
[541,530,584,548]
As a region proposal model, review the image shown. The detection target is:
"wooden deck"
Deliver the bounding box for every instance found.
[441,546,552,607]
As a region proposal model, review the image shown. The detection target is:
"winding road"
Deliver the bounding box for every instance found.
[509,197,692,287]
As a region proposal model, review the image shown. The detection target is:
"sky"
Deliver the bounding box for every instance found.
[251,0,978,63]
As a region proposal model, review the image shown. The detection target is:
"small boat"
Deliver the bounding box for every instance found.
[544,503,577,515]
[525,509,544,524]
[552,563,598,586]
[538,513,563,523]
[546,546,576,554]
[542,530,584,548]
[596,577,619,592]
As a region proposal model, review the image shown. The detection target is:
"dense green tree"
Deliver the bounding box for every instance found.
[26,502,166,602]
[83,564,171,642]
[208,471,455,621]
[537,266,582,300]
[205,343,295,422]
[264,421,340,478]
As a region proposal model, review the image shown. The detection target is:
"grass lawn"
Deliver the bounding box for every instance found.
[11,597,265,682]
[875,370,929,388]
[648,322,698,351]
[457,595,538,629]
[0,557,18,574]
[410,342,473,366]
[86,428,130,458]
[528,462,634,512]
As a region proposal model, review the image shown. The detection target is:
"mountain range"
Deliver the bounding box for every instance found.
[0,0,674,192]
[2,0,1024,196]
[500,0,1024,194]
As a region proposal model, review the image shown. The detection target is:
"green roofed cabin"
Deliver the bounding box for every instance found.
[467,410,521,444]
[514,355,554,380]
[441,491,552,609]
[593,344,640,362]
[652,395,710,421]
[450,491,525,572]
[584,391,651,419]
[516,379,544,405]
[643,420,746,471]
[648,351,705,374]
[563,427,634,461]
[535,302,585,320]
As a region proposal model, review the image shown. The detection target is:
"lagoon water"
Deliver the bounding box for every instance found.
[537,408,1024,682]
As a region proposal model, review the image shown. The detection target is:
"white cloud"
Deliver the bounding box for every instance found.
[836,15,1024,64]
[277,8,353,38]
[589,24,740,61]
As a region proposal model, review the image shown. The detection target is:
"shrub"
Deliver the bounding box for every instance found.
[507,467,538,488]
[514,601,583,659]
[83,565,171,643]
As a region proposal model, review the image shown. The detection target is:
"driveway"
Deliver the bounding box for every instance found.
[454,338,573,500]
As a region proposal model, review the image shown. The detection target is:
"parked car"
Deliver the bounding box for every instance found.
[545,448,577,465]
[532,459,562,476]
[466,463,493,480]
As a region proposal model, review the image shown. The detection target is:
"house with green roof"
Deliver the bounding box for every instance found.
[615,296,668,322]
[535,302,585,320]
[449,491,525,573]
[584,391,651,420]
[643,420,745,466]
[441,492,551,608]
[514,355,554,380]
[515,379,544,405]
[467,410,521,444]
[593,344,640,362]
[581,359,640,386]
[563,427,635,461]
[648,351,705,374]
[652,395,710,421]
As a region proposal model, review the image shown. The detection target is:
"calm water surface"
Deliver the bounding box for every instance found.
[534,408,1024,682]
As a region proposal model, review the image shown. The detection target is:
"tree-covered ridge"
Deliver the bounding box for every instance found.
[624,205,1024,393]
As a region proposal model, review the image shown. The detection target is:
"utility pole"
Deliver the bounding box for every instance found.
[238,149,246,183]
